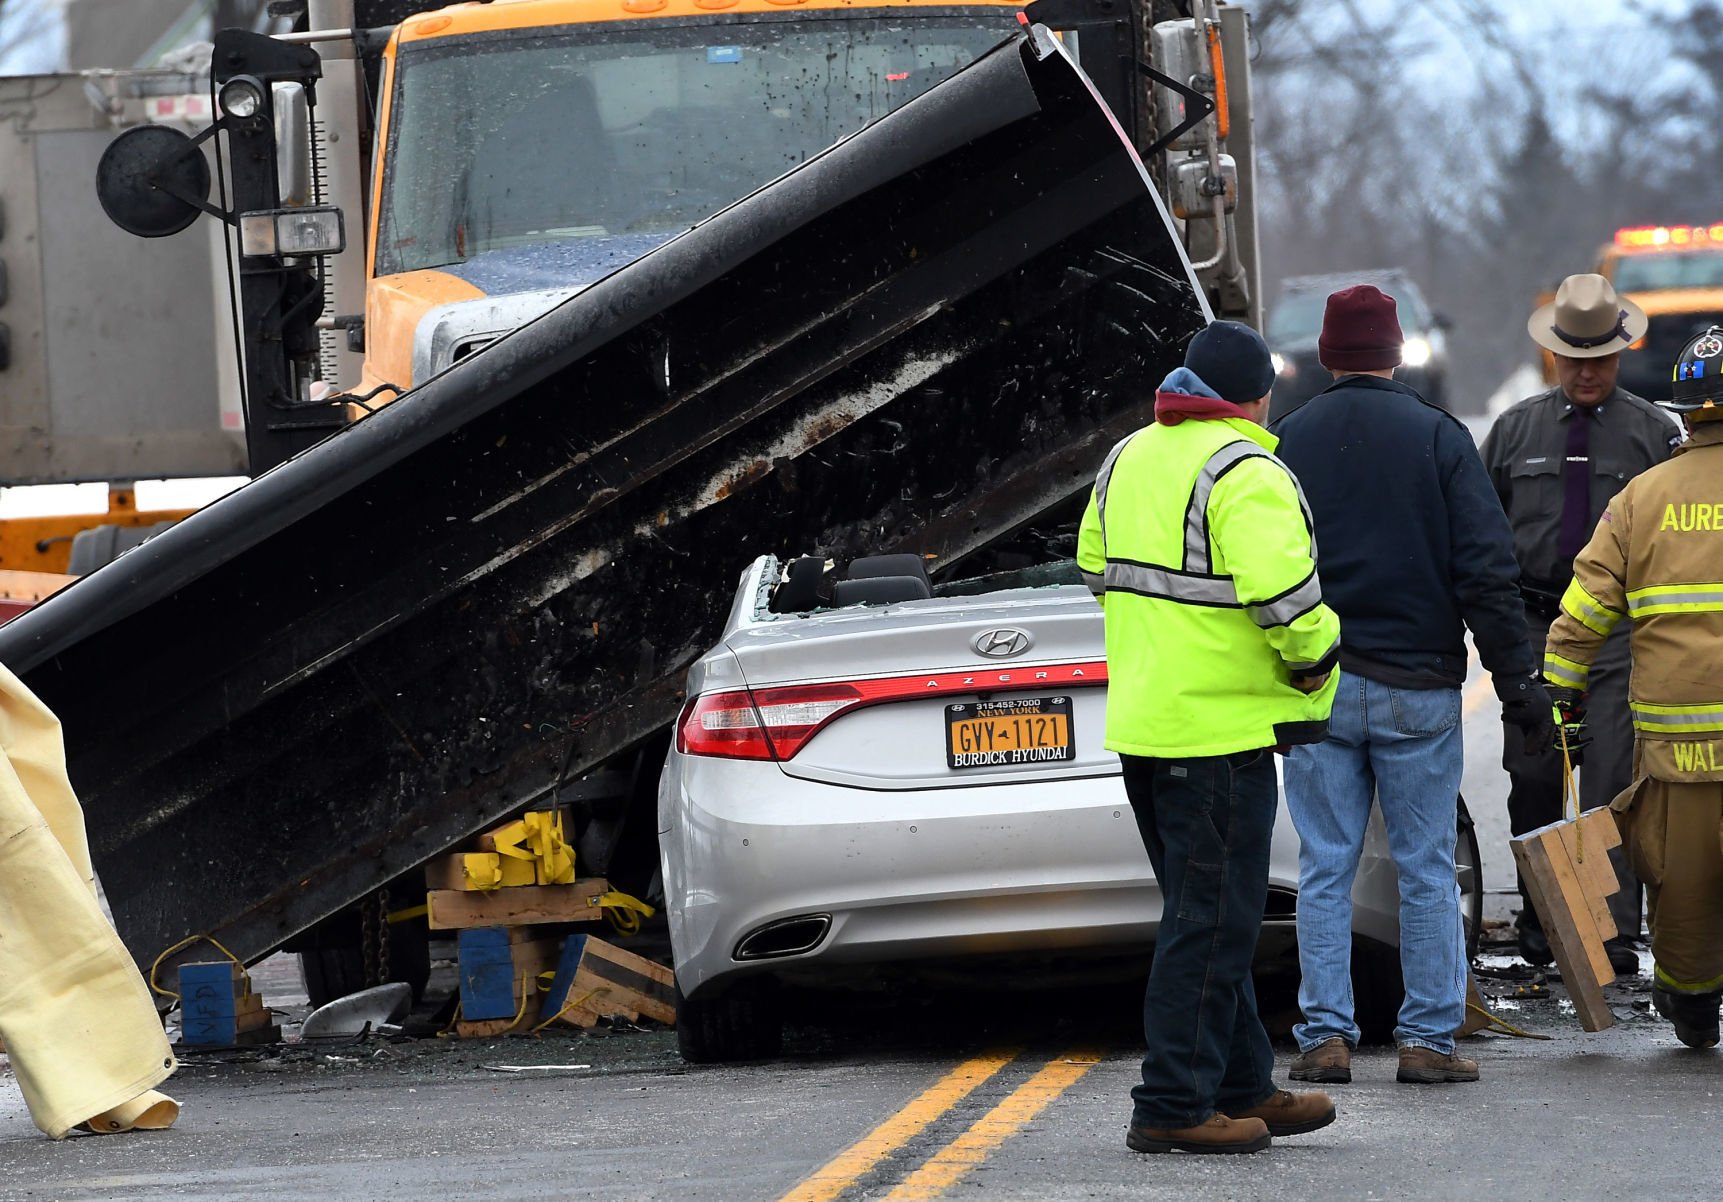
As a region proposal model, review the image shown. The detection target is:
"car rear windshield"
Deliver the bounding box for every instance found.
[1268,287,1423,343]
[934,560,1084,596]
[377,14,1014,277]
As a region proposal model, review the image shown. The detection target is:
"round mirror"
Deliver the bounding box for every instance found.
[95,125,211,239]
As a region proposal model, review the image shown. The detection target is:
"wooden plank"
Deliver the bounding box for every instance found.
[583,938,677,1025]
[1513,826,1615,1031]
[427,878,611,930]
[1553,814,1620,943]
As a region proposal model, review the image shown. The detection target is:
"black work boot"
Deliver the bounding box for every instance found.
[1652,983,1722,1050]
[1516,909,1554,967]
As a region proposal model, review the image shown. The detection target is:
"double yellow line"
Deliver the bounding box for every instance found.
[777,1048,1101,1202]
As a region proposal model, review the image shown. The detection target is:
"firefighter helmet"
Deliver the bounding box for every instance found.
[1668,324,1723,412]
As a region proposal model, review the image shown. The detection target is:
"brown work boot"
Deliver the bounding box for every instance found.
[1126,1114,1271,1155]
[1397,1045,1480,1084]
[1223,1089,1336,1137]
[1288,1037,1351,1084]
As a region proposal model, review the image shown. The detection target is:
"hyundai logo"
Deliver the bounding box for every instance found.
[973,628,1032,658]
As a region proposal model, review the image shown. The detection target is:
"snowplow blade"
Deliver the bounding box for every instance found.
[0,29,1208,971]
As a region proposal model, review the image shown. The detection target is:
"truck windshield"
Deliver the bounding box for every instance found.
[1614,251,1723,293]
[376,15,1013,277]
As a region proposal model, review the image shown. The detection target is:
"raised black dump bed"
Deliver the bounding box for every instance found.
[0,30,1207,975]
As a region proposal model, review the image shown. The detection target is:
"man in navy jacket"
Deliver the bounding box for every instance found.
[1272,284,1547,1086]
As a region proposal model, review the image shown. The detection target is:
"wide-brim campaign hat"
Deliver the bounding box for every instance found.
[1528,273,1648,359]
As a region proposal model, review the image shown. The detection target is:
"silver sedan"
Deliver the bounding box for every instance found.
[659,554,1481,1061]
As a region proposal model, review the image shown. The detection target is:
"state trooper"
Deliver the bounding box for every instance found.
[1545,323,1723,1048]
[1480,274,1680,971]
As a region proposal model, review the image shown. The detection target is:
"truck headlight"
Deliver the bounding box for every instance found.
[239,206,345,258]
[1272,352,1295,378]
[1402,336,1433,368]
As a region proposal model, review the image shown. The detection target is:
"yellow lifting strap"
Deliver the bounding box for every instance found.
[594,890,656,937]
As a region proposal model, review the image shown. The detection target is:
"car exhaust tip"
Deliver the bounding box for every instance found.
[734,915,832,961]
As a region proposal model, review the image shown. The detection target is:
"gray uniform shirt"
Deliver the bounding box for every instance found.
[1479,385,1680,590]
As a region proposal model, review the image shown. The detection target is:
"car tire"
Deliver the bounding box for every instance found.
[294,878,432,1009]
[1349,795,1484,1045]
[676,978,783,1063]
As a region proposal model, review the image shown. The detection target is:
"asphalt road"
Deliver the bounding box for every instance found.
[9,413,1701,1200]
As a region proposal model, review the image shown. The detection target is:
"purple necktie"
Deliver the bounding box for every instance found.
[1558,409,1592,564]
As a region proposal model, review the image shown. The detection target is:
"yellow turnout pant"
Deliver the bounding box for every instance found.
[0,662,176,1138]
[1613,775,1723,995]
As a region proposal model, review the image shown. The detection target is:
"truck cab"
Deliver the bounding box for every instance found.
[1594,225,1723,402]
[359,0,1024,397]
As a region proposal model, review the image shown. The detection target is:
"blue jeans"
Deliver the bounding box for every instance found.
[1284,671,1466,1054]
[1120,751,1278,1129]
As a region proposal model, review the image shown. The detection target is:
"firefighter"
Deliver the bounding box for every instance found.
[0,663,180,1138]
[1079,320,1341,1153]
[1545,323,1723,1049]
[1482,273,1678,972]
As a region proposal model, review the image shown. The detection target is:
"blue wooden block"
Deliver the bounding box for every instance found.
[181,1014,240,1045]
[458,928,519,1021]
[537,934,587,1024]
[179,961,243,1045]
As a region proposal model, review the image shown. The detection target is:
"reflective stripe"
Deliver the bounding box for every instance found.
[1093,433,1138,545]
[1542,652,1591,690]
[1630,701,1723,734]
[1559,577,1625,637]
[1183,441,1272,573]
[1080,569,1106,596]
[1246,569,1324,629]
[1655,963,1723,994]
[1103,560,1241,607]
[1286,636,1341,674]
[1626,581,1723,617]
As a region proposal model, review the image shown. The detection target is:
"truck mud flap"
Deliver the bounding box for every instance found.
[0,29,1208,972]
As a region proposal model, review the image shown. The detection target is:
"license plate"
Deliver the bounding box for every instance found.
[945,696,1074,769]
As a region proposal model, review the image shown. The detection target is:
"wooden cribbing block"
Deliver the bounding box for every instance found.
[427,878,610,930]
[540,935,677,1028]
[1511,808,1622,1032]
[457,928,565,1021]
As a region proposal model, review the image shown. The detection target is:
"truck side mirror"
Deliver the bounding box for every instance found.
[94,125,212,239]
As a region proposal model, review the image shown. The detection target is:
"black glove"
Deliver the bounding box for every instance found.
[1498,674,1554,733]
[1547,685,1591,764]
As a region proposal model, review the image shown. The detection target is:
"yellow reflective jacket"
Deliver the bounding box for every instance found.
[1546,419,1723,781]
[1077,415,1341,758]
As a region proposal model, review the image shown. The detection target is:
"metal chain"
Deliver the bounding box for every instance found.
[360,894,379,988]
[375,886,391,985]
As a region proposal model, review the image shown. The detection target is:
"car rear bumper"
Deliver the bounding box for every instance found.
[659,752,1308,997]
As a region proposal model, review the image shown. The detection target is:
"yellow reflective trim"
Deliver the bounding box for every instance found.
[1559,578,1624,636]
[1656,963,1723,994]
[1542,653,1590,689]
[1630,699,1723,733]
[1633,700,1723,714]
[1625,581,1723,617]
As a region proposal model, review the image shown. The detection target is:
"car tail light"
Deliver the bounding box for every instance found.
[677,661,1107,762]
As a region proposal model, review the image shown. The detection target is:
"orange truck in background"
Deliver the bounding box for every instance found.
[1541,224,1723,401]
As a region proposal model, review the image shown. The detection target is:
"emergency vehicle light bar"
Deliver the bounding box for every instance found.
[1614,224,1723,250]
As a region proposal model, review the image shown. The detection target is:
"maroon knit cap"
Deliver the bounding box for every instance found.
[1318,284,1404,372]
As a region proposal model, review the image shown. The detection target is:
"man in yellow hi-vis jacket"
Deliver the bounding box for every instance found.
[1078,320,1341,1155]
[0,662,180,1137]
[1546,323,1723,1049]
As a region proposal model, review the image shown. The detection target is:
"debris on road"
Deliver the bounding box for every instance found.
[299,983,413,1040]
